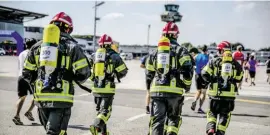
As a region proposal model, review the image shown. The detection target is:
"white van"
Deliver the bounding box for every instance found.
[0,48,6,56]
[120,53,133,60]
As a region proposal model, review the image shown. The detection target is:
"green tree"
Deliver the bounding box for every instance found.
[231,42,245,51]
[1,40,13,44]
[245,48,252,51]
[259,47,270,51]
[72,35,93,39]
[209,42,217,47]
[181,42,193,50]
[197,45,202,49]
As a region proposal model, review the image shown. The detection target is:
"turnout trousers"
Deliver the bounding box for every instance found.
[148,96,184,135]
[92,96,114,134]
[206,99,235,135]
[38,108,71,135]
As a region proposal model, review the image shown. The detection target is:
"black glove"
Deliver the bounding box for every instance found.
[185,86,191,93]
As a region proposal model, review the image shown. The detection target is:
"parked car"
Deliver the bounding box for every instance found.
[257,62,266,66]
[120,53,133,60]
[0,48,6,55]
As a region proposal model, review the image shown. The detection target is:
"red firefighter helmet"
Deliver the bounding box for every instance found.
[217,41,231,51]
[162,22,179,39]
[98,34,113,47]
[50,12,73,34]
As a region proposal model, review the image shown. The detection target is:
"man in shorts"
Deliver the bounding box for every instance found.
[232,46,245,93]
[191,45,209,113]
[140,54,151,114]
[12,38,37,125]
[266,57,270,84]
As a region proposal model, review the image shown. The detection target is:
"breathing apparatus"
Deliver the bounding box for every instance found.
[156,36,171,83]
[221,51,233,88]
[39,24,60,88]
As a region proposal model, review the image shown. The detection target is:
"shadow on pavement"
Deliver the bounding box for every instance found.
[232,113,269,118]
[182,113,269,118]
[22,123,42,126]
[182,114,207,118]
[68,125,89,131]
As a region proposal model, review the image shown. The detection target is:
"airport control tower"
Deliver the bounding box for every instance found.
[161,3,182,23]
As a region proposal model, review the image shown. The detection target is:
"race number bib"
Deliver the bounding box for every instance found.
[157,53,170,65]
[95,51,106,62]
[222,63,232,74]
[40,46,58,62]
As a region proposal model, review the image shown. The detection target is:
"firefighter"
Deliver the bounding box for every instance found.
[146,22,194,135]
[89,34,128,135]
[201,41,243,135]
[22,12,91,135]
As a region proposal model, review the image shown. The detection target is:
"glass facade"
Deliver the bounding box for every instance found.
[0,22,24,38]
[24,26,44,33]
[256,51,270,62]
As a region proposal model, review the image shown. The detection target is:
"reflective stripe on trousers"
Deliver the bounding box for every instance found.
[149,97,184,135]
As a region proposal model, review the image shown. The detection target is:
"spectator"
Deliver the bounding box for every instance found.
[209,51,215,60]
[243,52,251,82]
[247,55,257,86]
[12,38,37,125]
[191,45,209,113]
[266,57,270,84]
[140,54,151,114]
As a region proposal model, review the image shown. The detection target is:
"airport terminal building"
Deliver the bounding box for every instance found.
[0,5,47,55]
[0,5,269,60]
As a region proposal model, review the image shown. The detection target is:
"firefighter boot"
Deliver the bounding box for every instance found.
[90,125,100,135]
[207,129,215,135]
[101,131,109,135]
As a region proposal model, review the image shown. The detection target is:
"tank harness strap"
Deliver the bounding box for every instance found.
[216,59,222,96]
[216,59,235,97]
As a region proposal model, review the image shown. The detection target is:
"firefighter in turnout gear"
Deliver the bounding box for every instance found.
[22,12,91,135]
[89,34,128,135]
[146,22,194,135]
[202,41,243,135]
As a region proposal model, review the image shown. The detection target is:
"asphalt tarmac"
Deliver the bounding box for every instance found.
[0,56,269,135]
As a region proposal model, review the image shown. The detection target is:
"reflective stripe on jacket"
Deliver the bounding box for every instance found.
[201,57,243,99]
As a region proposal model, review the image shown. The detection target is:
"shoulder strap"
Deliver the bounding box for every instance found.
[175,46,181,69]
[214,58,222,77]
[153,50,158,71]
[106,50,122,82]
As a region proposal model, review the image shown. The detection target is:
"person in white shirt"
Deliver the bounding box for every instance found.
[266,56,270,84]
[12,38,37,125]
[209,51,215,60]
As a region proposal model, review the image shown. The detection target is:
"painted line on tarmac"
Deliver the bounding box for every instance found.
[184,97,193,102]
[0,74,17,77]
[126,113,147,122]
[236,99,270,105]
[126,97,193,122]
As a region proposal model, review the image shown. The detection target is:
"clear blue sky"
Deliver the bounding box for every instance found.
[1,1,270,49]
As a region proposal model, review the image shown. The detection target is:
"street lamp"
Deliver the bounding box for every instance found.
[147,24,150,45]
[146,24,151,56]
[93,1,105,52]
